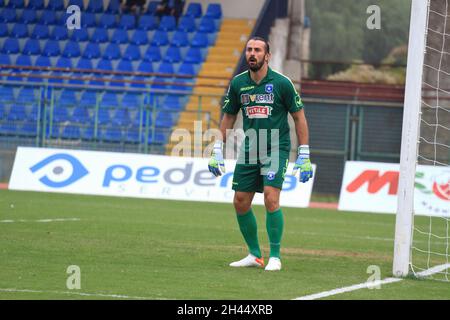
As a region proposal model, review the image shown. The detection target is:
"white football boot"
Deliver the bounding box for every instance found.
[229,254,265,268]
[264,257,282,271]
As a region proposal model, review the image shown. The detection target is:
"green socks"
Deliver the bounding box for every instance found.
[236,209,262,258]
[266,208,284,258]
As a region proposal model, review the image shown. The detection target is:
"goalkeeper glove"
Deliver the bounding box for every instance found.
[208,140,226,177]
[292,145,313,183]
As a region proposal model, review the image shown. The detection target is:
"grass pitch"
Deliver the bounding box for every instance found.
[0,189,449,300]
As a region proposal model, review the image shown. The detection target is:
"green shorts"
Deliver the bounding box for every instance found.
[232,151,290,193]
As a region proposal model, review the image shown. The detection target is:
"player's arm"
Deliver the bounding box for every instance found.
[290,109,309,146]
[219,113,237,144]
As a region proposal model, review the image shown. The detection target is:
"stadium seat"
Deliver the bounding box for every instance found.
[178,62,197,76]
[27,104,39,121]
[126,127,141,144]
[137,60,153,73]
[18,120,38,137]
[143,46,161,62]
[123,45,141,61]
[100,92,119,107]
[8,105,27,121]
[162,95,182,111]
[109,76,125,87]
[163,46,182,63]
[81,12,97,28]
[86,0,104,13]
[53,106,70,122]
[171,31,189,47]
[170,78,194,92]
[97,108,111,124]
[101,126,123,142]
[72,106,90,123]
[158,62,175,75]
[42,40,60,57]
[27,0,45,9]
[122,93,141,109]
[151,30,169,46]
[102,44,121,60]
[130,30,149,45]
[46,0,64,10]
[50,25,69,40]
[0,23,7,37]
[40,11,58,25]
[20,9,37,23]
[34,55,51,67]
[90,28,109,43]
[119,14,135,30]
[59,89,79,106]
[190,32,209,48]
[0,86,15,102]
[81,126,95,140]
[61,124,81,139]
[0,122,17,136]
[11,23,28,38]
[7,0,24,9]
[111,108,130,126]
[0,8,16,23]
[155,112,173,128]
[48,72,64,83]
[68,0,84,10]
[22,39,41,55]
[76,58,94,70]
[0,53,11,65]
[138,15,157,31]
[184,47,203,63]
[2,38,20,54]
[198,17,216,33]
[96,58,113,71]
[15,54,32,67]
[82,43,101,59]
[177,16,196,32]
[130,76,148,88]
[98,14,117,28]
[111,28,129,44]
[31,24,50,39]
[204,3,222,19]
[55,56,72,69]
[116,60,134,73]
[146,1,159,14]
[80,90,98,107]
[184,2,202,18]
[105,0,120,13]
[70,28,89,41]
[62,41,81,58]
[158,16,176,31]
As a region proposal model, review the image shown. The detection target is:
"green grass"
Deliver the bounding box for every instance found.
[0,189,449,300]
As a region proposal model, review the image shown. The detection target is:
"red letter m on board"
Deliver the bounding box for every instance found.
[346,170,399,195]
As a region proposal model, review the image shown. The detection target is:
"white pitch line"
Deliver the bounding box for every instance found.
[294,263,450,300]
[0,288,164,300]
[0,218,80,223]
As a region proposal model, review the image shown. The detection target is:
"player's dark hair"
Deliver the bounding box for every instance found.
[248,36,270,54]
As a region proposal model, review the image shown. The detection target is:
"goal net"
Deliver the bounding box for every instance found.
[393,0,450,281]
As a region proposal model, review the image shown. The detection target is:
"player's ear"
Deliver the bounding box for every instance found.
[265,52,271,63]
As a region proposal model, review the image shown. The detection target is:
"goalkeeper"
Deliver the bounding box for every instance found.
[208,37,313,271]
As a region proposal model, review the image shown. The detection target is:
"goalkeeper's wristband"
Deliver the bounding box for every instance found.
[298,145,310,156]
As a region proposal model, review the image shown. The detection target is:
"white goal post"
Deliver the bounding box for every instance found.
[393,0,430,278]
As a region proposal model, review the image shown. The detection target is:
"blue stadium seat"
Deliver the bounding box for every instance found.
[86,0,104,13]
[171,31,189,47]
[62,41,81,58]
[20,9,37,23]
[2,38,20,54]
[177,16,196,32]
[146,1,159,14]
[170,78,194,92]
[184,2,202,18]
[126,127,141,144]
[0,53,11,65]
[70,28,89,41]
[81,12,97,28]
[0,23,8,37]
[18,120,38,137]
[8,105,27,121]
[34,55,51,67]
[110,76,126,87]
[97,108,110,124]
[138,15,157,31]
[158,62,175,75]
[101,126,123,142]
[100,92,119,107]
[184,47,203,63]
[123,44,141,61]
[130,76,147,88]
[53,106,70,122]
[46,0,64,10]
[48,71,64,84]
[158,15,176,31]
[7,0,24,9]
[198,17,216,33]
[0,86,15,102]
[137,60,153,73]
[40,10,58,25]
[55,56,72,69]
[122,93,141,108]
[204,3,222,19]
[143,46,161,62]
[98,13,117,28]
[22,39,41,55]
[116,59,134,72]
[59,89,79,106]
[111,108,130,126]
[130,30,149,45]
[61,124,81,139]
[0,8,16,23]
[0,122,18,136]
[162,95,182,111]
[72,106,90,123]
[178,62,197,76]
[105,0,120,14]
[15,54,32,67]
[76,58,94,70]
[16,87,36,104]
[102,44,121,60]
[190,32,209,48]
[119,14,135,30]
[27,0,45,9]
[80,91,98,107]
[82,43,101,59]
[27,103,39,121]
[90,28,109,43]
[31,24,50,39]
[111,28,129,44]
[163,46,182,63]
[42,40,60,57]
[96,58,113,71]
[155,112,173,128]
[11,23,28,38]
[50,25,69,40]
[81,126,95,140]
[151,30,169,46]
[68,0,85,10]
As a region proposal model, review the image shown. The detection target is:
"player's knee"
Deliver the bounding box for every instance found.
[234,195,251,214]
[264,194,279,212]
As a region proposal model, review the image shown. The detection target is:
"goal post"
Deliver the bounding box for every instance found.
[393,0,430,278]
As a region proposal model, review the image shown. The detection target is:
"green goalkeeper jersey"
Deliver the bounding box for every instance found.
[222,67,304,155]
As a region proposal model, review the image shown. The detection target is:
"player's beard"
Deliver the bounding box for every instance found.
[247,57,264,72]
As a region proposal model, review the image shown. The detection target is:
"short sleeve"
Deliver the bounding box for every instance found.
[283,78,304,113]
[221,80,240,115]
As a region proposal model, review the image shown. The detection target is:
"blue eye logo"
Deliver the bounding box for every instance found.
[30,153,89,188]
